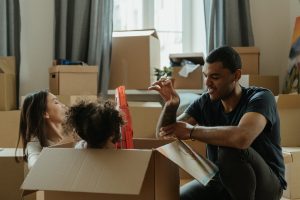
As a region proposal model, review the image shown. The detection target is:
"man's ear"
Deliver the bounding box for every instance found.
[234,69,242,81]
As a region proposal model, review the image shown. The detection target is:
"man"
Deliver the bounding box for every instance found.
[148,46,286,200]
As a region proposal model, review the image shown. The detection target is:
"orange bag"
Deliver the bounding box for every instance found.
[115,86,134,149]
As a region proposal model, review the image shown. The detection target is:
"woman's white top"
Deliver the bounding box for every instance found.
[74,140,88,149]
[26,138,42,170]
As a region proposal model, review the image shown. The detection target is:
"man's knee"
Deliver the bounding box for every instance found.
[217,147,252,173]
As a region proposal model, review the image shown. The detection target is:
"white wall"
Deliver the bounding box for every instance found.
[19,0,54,97]
[250,0,300,92]
[19,0,300,98]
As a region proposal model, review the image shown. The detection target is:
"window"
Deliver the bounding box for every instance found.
[113,0,206,67]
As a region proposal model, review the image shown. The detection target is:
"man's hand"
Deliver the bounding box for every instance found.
[158,121,194,140]
[148,77,180,107]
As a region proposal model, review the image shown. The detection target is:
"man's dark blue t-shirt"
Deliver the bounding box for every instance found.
[185,86,287,189]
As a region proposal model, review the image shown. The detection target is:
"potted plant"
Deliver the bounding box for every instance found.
[154,66,172,81]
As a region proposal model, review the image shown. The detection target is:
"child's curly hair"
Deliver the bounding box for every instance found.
[65,99,124,148]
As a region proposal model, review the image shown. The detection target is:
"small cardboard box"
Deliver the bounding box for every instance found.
[128,101,162,138]
[276,95,300,147]
[109,30,160,89]
[22,140,217,200]
[170,53,205,89]
[0,148,24,200]
[0,56,16,111]
[0,110,21,147]
[282,147,300,199]
[49,65,98,95]
[233,47,260,75]
[240,74,279,95]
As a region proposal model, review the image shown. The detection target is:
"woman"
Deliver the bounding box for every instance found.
[65,99,124,149]
[16,90,69,169]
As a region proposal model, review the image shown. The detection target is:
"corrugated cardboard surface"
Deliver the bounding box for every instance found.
[0,148,24,200]
[172,66,203,89]
[233,47,260,75]
[0,110,21,147]
[22,141,216,200]
[157,141,216,186]
[109,30,160,89]
[282,147,300,199]
[128,101,162,138]
[0,56,16,110]
[276,95,300,147]
[49,66,98,95]
[240,74,279,95]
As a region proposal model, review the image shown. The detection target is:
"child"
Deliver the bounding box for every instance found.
[65,99,124,149]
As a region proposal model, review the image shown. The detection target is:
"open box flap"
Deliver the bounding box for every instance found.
[113,29,158,39]
[157,140,218,186]
[22,148,152,196]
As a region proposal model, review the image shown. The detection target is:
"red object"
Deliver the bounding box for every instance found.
[115,86,134,149]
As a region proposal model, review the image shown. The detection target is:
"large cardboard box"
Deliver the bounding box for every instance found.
[109,30,160,89]
[22,140,217,200]
[129,101,162,138]
[49,65,98,95]
[240,74,279,95]
[0,148,24,200]
[0,56,16,110]
[276,95,300,147]
[170,53,204,89]
[282,147,300,199]
[233,47,260,75]
[0,110,21,147]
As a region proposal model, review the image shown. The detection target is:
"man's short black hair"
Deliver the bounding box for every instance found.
[206,46,242,73]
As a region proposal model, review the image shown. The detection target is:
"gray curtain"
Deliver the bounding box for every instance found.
[204,0,254,53]
[54,0,113,97]
[0,0,21,106]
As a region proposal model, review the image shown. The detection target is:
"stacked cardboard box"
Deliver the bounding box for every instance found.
[170,53,205,90]
[0,110,20,148]
[234,47,279,95]
[282,147,300,200]
[109,30,160,89]
[276,94,300,200]
[0,57,16,110]
[0,148,24,200]
[49,65,98,96]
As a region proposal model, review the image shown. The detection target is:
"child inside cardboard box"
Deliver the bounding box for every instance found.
[65,99,124,149]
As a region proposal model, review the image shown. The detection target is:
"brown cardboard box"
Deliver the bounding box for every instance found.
[22,140,217,200]
[0,148,24,200]
[0,110,21,147]
[109,30,160,89]
[233,47,260,75]
[282,147,300,199]
[49,65,98,95]
[172,67,203,89]
[0,56,16,110]
[170,53,204,89]
[128,101,162,138]
[240,74,279,95]
[276,95,300,147]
